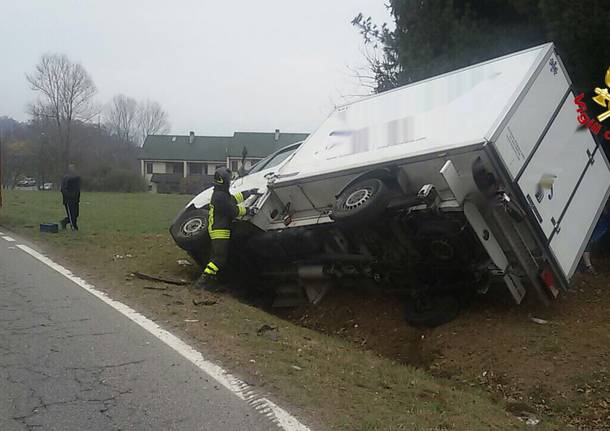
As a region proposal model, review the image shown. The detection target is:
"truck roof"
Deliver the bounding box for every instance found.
[277,43,555,182]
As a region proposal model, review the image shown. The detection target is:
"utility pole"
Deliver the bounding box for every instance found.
[39,132,46,190]
[0,131,3,207]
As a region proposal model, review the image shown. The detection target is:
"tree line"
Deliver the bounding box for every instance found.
[0,53,170,191]
[353,1,609,94]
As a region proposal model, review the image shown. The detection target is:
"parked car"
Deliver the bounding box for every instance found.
[16,177,37,188]
[171,43,610,326]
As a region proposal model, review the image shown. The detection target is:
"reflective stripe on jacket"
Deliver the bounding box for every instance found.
[207,188,251,239]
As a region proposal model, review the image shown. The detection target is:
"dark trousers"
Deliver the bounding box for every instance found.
[203,239,229,278]
[62,200,79,230]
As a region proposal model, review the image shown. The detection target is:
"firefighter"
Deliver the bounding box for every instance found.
[194,167,258,291]
[60,163,81,231]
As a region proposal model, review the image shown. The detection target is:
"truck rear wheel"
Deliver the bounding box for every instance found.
[331,178,390,225]
[405,293,460,327]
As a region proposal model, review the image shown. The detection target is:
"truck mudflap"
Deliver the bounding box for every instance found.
[516,95,610,280]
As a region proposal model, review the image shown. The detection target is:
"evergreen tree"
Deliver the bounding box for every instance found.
[354,1,610,92]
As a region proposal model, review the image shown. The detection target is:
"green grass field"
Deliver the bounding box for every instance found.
[0,190,549,430]
[1,189,190,236]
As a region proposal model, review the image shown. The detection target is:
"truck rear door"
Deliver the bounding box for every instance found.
[516,95,610,279]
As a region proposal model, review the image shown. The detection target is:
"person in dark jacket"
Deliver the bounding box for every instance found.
[194,167,257,291]
[60,164,81,231]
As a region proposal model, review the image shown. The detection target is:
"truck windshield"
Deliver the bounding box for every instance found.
[246,143,301,175]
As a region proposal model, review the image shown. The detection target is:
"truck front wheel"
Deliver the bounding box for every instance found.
[170,208,211,266]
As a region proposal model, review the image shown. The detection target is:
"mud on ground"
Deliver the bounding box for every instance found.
[278,259,610,430]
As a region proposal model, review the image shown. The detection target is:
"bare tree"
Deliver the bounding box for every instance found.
[26,53,96,172]
[105,94,138,145]
[137,100,170,145]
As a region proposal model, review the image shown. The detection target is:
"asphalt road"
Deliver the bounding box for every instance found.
[0,235,281,431]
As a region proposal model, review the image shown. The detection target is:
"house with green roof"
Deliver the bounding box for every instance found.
[139,129,308,193]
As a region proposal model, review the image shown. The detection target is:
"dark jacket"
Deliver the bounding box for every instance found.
[207,187,252,239]
[61,175,81,204]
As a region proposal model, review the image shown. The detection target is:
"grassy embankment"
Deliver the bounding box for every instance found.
[0,190,548,430]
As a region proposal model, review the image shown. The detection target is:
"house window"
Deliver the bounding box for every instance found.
[216,164,226,171]
[189,163,205,175]
[166,162,183,174]
[231,160,239,171]
[146,162,153,174]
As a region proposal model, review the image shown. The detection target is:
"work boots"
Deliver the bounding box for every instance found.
[192,273,225,293]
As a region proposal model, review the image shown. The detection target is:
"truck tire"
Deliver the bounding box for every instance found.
[405,293,460,327]
[170,208,210,255]
[331,178,390,225]
[414,221,474,265]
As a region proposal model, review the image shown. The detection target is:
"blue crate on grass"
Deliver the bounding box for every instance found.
[40,223,59,233]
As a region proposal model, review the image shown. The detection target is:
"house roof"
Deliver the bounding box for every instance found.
[140,131,309,161]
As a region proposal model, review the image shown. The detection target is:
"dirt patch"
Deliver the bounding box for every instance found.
[277,288,438,367]
[278,261,610,430]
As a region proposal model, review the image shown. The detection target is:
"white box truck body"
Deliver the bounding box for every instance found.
[172,43,610,325]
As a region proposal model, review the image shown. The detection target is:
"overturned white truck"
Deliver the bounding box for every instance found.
[171,43,610,326]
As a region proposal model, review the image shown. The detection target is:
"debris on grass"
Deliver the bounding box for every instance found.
[530,317,549,325]
[114,254,133,260]
[184,319,199,323]
[257,324,279,341]
[143,285,167,291]
[177,259,192,266]
[291,365,303,371]
[133,271,189,285]
[516,415,540,426]
[193,298,217,306]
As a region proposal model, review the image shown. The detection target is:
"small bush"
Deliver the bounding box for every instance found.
[179,176,210,195]
[81,167,147,192]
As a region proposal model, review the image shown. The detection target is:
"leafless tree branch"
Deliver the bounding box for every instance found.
[26,53,96,171]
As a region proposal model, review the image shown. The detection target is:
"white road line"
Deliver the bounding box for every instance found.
[16,243,310,431]
[2,236,16,242]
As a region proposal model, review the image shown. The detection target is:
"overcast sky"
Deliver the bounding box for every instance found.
[1,1,392,135]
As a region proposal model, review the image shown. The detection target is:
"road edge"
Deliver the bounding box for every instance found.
[12,240,311,431]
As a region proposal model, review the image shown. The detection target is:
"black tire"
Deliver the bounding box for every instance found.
[415,222,472,265]
[405,293,460,327]
[170,208,210,254]
[331,178,390,225]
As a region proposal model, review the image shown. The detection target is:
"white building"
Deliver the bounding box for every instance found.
[139,130,308,193]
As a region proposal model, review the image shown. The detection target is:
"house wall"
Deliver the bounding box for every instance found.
[141,157,264,193]
[141,159,224,192]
